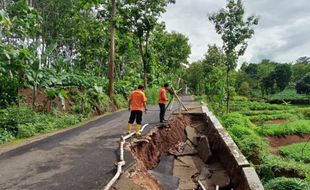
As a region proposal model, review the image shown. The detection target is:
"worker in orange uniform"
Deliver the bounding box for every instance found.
[158,83,169,123]
[128,85,147,135]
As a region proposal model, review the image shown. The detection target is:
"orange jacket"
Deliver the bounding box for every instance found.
[158,87,168,104]
[129,89,147,111]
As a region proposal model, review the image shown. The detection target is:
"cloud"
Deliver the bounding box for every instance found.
[161,0,310,64]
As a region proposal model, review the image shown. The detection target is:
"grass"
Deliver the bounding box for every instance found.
[279,143,310,163]
[197,96,310,185]
[260,120,310,136]
[0,106,82,144]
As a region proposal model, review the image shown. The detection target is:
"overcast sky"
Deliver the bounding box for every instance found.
[160,0,310,64]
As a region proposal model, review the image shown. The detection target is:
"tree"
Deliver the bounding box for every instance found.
[120,0,175,88]
[202,44,225,75]
[273,64,292,91]
[108,0,116,97]
[209,0,258,112]
[296,74,310,95]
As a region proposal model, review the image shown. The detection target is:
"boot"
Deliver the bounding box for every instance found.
[136,124,141,136]
[127,123,132,134]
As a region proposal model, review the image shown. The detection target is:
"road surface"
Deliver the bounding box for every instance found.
[0,96,192,190]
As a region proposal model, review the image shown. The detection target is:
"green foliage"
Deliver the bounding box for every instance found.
[264,177,309,190]
[0,106,81,142]
[145,87,159,105]
[221,112,255,129]
[113,94,127,109]
[279,143,310,163]
[0,128,15,144]
[248,113,295,122]
[296,73,310,95]
[260,120,310,136]
[239,81,250,96]
[0,76,18,108]
[228,125,266,161]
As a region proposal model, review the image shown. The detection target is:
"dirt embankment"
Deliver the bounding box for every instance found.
[268,134,310,154]
[128,115,191,189]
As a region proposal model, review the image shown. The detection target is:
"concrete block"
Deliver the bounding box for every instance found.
[197,136,211,163]
[242,167,264,190]
[185,126,198,146]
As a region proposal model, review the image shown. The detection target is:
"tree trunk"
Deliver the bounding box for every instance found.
[108,0,116,97]
[138,37,148,89]
[226,69,230,113]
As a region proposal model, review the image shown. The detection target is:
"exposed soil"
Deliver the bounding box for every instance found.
[19,88,74,112]
[128,115,191,189]
[268,134,310,154]
[19,88,118,114]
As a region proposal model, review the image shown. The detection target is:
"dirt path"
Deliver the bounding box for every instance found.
[0,96,193,190]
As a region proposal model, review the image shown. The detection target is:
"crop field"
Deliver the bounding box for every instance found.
[221,97,310,189]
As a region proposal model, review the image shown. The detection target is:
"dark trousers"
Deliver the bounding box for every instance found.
[128,110,143,124]
[159,103,166,122]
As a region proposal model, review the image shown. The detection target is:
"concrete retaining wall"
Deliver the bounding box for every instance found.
[200,106,264,190]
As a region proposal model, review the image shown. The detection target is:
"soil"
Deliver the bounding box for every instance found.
[19,88,118,114]
[268,134,310,154]
[19,88,74,112]
[128,115,191,189]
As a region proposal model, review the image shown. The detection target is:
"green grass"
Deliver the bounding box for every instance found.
[264,177,310,190]
[279,143,310,163]
[260,120,310,136]
[145,87,159,105]
[0,106,82,144]
[248,113,297,122]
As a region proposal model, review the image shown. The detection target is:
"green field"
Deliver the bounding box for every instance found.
[200,96,310,188]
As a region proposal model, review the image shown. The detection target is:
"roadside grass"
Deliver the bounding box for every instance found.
[259,120,310,136]
[279,143,310,163]
[0,106,83,143]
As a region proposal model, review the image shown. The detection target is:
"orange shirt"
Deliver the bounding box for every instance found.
[129,89,147,111]
[158,87,168,104]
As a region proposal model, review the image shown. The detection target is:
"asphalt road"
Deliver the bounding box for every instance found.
[0,96,192,190]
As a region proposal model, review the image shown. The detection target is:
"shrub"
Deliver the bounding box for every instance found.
[145,87,159,105]
[0,76,18,108]
[264,177,309,190]
[17,124,37,138]
[228,125,265,162]
[279,143,310,163]
[302,108,310,119]
[260,120,310,136]
[221,112,255,129]
[0,129,15,144]
[0,106,37,136]
[113,94,127,109]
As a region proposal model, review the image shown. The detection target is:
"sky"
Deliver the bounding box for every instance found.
[160,0,310,65]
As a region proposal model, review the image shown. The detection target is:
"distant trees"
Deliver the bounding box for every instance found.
[296,74,310,95]
[209,0,258,112]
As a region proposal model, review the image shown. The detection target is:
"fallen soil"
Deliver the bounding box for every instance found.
[268,134,310,154]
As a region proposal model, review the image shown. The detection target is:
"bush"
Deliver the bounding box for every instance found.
[228,125,265,162]
[279,143,310,163]
[145,87,159,105]
[0,106,37,136]
[0,129,15,144]
[264,177,309,190]
[113,94,127,109]
[221,112,255,129]
[17,124,37,138]
[0,76,18,108]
